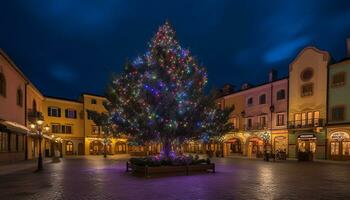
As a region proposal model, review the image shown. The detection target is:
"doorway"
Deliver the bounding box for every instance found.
[247,137,263,158]
[297,137,316,161]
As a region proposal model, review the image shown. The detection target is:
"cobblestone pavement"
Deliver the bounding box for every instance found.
[1,155,350,200]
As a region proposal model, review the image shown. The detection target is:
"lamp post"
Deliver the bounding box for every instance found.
[262,130,270,161]
[29,119,50,171]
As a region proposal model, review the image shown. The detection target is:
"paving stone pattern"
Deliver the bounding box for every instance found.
[0,156,349,200]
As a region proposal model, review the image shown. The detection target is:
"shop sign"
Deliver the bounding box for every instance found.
[330,132,350,141]
[298,134,315,139]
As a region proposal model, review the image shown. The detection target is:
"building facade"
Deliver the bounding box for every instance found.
[287,47,330,160]
[217,71,288,159]
[0,50,29,163]
[43,97,85,156]
[327,58,350,160]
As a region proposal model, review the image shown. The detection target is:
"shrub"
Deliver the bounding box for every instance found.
[129,154,210,166]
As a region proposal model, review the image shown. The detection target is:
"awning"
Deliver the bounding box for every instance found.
[27,132,55,140]
[0,120,29,134]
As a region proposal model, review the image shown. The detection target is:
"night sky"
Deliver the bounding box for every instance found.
[1,1,350,99]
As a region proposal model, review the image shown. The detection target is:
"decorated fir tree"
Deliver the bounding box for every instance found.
[105,21,233,157]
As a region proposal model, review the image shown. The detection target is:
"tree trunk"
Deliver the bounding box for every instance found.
[162,139,172,158]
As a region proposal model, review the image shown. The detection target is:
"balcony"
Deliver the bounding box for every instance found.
[287,118,325,129]
[27,109,44,123]
[244,123,268,131]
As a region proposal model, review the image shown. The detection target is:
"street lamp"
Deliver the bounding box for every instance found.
[262,130,271,161]
[29,120,50,171]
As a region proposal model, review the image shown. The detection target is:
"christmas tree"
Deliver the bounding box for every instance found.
[105,21,232,157]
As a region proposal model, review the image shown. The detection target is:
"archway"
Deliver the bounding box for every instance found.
[224,137,242,156]
[329,131,350,160]
[247,136,264,158]
[115,141,127,154]
[89,140,103,155]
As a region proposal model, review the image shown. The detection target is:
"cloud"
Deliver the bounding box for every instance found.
[264,37,311,64]
[50,64,78,83]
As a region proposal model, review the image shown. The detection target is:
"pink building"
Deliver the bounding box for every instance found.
[0,49,29,163]
[221,70,288,159]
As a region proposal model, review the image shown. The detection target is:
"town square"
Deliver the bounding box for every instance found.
[1,1,350,199]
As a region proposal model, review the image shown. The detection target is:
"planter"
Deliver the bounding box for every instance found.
[126,162,215,177]
[129,151,147,157]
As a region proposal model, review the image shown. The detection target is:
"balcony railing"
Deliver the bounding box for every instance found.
[27,109,44,123]
[287,118,325,129]
[244,123,268,131]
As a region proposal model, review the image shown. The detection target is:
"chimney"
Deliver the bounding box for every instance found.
[241,83,252,90]
[221,84,235,95]
[347,38,350,57]
[269,69,278,82]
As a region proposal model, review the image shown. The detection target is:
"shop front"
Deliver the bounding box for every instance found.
[186,141,203,154]
[247,137,264,159]
[224,138,243,156]
[328,131,350,161]
[89,140,104,155]
[115,141,127,154]
[0,120,28,164]
[272,133,288,160]
[297,134,317,161]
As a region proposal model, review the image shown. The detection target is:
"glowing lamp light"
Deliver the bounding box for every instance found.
[36,119,44,125]
[30,123,36,129]
[44,124,50,132]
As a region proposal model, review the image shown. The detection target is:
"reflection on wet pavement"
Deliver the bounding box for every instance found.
[0,156,349,200]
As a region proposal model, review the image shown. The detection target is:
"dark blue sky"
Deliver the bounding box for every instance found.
[1,1,350,99]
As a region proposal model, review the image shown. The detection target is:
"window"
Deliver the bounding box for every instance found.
[247,97,253,106]
[332,72,346,87]
[259,116,266,128]
[230,117,237,129]
[92,125,100,134]
[259,94,266,104]
[10,134,16,152]
[0,132,8,152]
[87,111,93,120]
[331,106,345,121]
[32,100,37,111]
[247,118,252,128]
[276,89,285,100]
[0,72,6,97]
[51,124,61,133]
[61,125,72,134]
[301,83,313,97]
[294,113,301,127]
[231,104,235,111]
[301,68,314,81]
[276,114,285,126]
[65,109,77,119]
[48,107,61,117]
[343,141,350,156]
[16,89,23,107]
[307,112,313,125]
[19,135,24,151]
[91,99,97,104]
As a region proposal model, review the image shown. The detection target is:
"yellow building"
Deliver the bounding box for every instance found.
[43,96,85,156]
[42,93,143,156]
[82,93,126,155]
[218,90,246,157]
[288,47,330,160]
[26,83,51,160]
